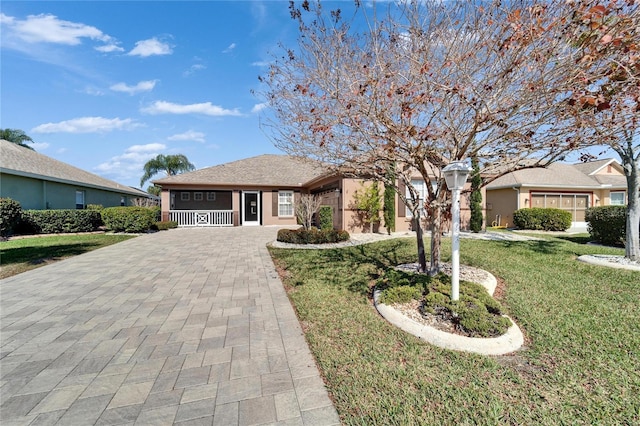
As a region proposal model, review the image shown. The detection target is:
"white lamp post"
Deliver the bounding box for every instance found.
[442,161,473,301]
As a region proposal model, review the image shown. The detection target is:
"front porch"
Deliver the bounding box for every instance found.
[169,210,234,227]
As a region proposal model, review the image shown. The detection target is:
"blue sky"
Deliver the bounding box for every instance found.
[1,1,314,189]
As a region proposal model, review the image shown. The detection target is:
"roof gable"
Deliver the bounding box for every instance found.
[0,139,148,197]
[153,154,330,187]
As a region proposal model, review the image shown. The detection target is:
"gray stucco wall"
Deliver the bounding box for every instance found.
[0,173,134,209]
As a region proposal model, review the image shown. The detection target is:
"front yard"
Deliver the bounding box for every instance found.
[269,235,639,425]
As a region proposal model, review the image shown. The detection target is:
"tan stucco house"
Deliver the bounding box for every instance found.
[153,154,474,233]
[0,139,150,210]
[486,159,627,229]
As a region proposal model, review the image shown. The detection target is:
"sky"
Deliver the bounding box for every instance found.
[1,1,321,189]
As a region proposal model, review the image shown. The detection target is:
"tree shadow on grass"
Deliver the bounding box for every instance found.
[271,239,416,297]
[0,243,102,266]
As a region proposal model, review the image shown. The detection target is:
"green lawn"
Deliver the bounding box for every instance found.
[0,234,136,279]
[269,236,639,425]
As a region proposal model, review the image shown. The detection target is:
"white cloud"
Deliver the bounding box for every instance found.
[141,101,241,117]
[95,43,124,53]
[223,42,236,53]
[0,13,120,52]
[128,37,172,57]
[251,60,270,67]
[94,143,166,183]
[32,117,142,133]
[110,80,158,95]
[251,103,268,113]
[31,142,50,150]
[168,130,206,143]
[183,63,206,77]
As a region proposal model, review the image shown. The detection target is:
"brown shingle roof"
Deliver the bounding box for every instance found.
[487,160,626,190]
[0,139,148,197]
[153,154,330,187]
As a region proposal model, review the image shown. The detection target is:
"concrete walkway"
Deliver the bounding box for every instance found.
[1,227,340,426]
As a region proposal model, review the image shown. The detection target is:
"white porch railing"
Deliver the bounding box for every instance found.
[169,210,233,227]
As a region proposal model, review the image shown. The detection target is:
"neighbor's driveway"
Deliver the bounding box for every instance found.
[1,227,339,425]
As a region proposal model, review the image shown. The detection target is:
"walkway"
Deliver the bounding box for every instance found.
[0,227,340,426]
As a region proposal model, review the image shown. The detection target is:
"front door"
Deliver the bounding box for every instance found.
[242,191,260,226]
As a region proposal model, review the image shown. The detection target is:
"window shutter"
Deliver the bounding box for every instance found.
[397,181,406,217]
[272,191,278,216]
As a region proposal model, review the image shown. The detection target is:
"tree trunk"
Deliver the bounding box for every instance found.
[625,157,640,261]
[414,215,427,272]
[429,204,442,276]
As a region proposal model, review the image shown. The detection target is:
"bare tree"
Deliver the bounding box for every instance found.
[563,1,639,260]
[295,194,323,230]
[259,1,585,273]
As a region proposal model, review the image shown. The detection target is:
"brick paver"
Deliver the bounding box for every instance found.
[1,227,340,425]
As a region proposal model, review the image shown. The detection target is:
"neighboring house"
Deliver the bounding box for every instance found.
[153,154,477,233]
[486,159,627,228]
[0,139,150,210]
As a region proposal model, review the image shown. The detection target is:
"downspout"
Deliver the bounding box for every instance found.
[513,187,520,209]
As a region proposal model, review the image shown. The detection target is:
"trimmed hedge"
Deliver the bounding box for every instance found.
[513,207,572,231]
[101,207,156,233]
[277,228,350,244]
[0,198,22,237]
[318,206,333,230]
[152,221,179,231]
[585,205,627,246]
[20,209,103,234]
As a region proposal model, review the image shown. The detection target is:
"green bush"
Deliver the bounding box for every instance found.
[318,206,333,230]
[0,198,22,237]
[20,209,103,234]
[379,285,423,304]
[586,205,627,246]
[378,270,510,338]
[86,204,104,211]
[513,207,572,231]
[153,220,179,231]
[101,207,156,233]
[277,228,350,244]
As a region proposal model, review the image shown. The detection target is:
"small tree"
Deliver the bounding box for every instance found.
[469,157,483,233]
[353,181,382,233]
[140,154,195,188]
[295,194,322,230]
[383,164,396,235]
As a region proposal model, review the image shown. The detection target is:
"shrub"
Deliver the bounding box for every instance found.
[20,209,103,234]
[277,228,350,244]
[87,204,104,211]
[0,198,22,237]
[318,206,333,230]
[513,207,572,231]
[586,205,627,246]
[153,220,179,231]
[379,285,423,304]
[101,207,156,233]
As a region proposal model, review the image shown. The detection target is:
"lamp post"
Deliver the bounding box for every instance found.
[442,161,473,301]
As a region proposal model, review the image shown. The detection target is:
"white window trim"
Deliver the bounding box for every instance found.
[207,192,216,201]
[278,191,294,217]
[194,192,203,201]
[610,191,626,206]
[181,192,190,201]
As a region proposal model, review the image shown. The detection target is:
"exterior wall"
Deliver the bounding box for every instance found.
[0,173,133,210]
[261,190,300,227]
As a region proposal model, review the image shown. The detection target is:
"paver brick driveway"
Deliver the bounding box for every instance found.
[1,227,339,425]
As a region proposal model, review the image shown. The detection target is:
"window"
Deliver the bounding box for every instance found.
[610,191,626,206]
[75,190,85,209]
[207,192,216,201]
[278,191,294,217]
[181,192,190,201]
[194,192,203,201]
[405,180,436,217]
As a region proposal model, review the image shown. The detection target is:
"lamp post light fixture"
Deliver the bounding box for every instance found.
[442,161,473,301]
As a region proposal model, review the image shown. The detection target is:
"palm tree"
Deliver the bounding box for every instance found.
[140,154,195,187]
[1,129,35,150]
